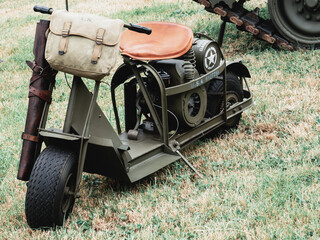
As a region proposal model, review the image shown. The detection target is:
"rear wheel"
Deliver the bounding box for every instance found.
[206,72,243,133]
[25,145,77,228]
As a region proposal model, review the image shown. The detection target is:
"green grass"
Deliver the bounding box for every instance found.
[0,0,320,239]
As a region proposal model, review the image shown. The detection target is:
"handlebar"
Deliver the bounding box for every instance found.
[33,5,152,35]
[33,5,53,14]
[124,23,152,35]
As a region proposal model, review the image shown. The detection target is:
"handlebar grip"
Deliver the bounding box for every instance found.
[33,5,53,14]
[127,24,152,35]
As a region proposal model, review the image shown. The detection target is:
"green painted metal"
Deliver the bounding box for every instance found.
[37,36,253,191]
[166,55,225,96]
[75,80,101,193]
[170,89,253,149]
[21,8,255,229]
[40,60,252,185]
[41,76,180,183]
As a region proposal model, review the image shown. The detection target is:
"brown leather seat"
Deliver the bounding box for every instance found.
[120,21,194,60]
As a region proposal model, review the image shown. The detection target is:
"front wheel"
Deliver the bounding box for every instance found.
[25,145,77,228]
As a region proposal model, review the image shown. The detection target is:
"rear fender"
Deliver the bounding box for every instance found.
[226,60,251,78]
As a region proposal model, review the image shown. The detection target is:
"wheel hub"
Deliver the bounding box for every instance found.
[293,0,320,22]
[268,0,320,46]
[219,93,238,112]
[286,0,320,30]
[62,173,76,213]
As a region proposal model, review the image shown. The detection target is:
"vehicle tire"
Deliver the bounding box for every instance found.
[25,145,77,228]
[206,72,243,133]
[268,0,320,48]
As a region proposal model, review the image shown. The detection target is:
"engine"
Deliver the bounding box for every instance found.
[137,39,221,132]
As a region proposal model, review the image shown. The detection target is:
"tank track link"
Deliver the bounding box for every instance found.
[194,0,296,50]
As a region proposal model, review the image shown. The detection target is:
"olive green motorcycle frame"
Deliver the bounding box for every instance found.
[37,50,253,197]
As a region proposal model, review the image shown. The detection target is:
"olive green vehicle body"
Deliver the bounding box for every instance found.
[39,56,252,183]
[21,5,255,229]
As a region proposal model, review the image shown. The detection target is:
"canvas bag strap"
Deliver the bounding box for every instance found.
[59,21,72,55]
[91,28,105,64]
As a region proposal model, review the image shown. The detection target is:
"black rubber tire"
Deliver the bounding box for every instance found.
[268,0,320,48]
[25,145,77,228]
[206,72,243,132]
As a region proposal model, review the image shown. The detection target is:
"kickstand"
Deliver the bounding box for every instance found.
[176,151,203,178]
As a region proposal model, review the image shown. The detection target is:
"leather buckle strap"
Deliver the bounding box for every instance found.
[21,133,40,143]
[59,22,72,55]
[29,86,52,103]
[95,28,105,45]
[26,60,55,79]
[61,22,72,37]
[91,28,105,64]
[29,75,42,86]
[26,66,57,87]
[26,60,44,75]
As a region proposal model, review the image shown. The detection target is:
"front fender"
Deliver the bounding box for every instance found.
[111,64,135,90]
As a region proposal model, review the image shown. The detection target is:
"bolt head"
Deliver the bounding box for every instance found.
[305,0,318,8]
[305,13,312,20]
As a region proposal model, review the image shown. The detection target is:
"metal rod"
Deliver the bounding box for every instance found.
[35,80,55,162]
[66,0,69,11]
[218,20,227,47]
[63,76,80,133]
[223,69,227,122]
[39,83,54,130]
[111,85,122,134]
[141,63,169,145]
[176,151,202,178]
[131,64,165,141]
[75,80,101,194]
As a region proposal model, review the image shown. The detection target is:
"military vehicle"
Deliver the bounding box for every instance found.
[19,5,253,228]
[194,0,320,50]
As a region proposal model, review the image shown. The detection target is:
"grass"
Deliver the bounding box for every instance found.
[0,0,320,238]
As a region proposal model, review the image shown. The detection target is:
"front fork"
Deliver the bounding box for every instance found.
[40,76,102,197]
[74,79,101,195]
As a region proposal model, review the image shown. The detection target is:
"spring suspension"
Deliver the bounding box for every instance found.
[178,48,197,68]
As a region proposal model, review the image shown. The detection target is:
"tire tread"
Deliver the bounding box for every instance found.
[25,145,75,228]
